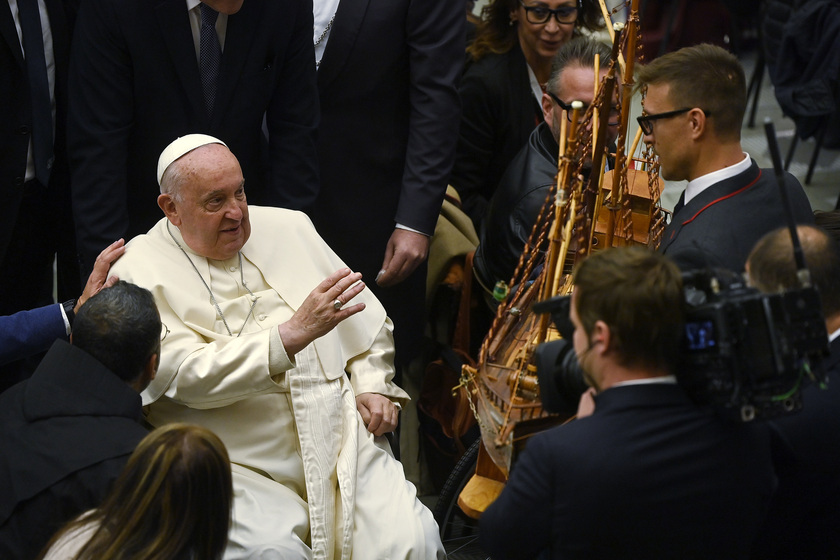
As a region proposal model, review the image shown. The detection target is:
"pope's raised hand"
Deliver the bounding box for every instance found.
[277,268,366,356]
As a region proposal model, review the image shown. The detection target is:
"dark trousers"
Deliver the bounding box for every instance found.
[0,179,79,392]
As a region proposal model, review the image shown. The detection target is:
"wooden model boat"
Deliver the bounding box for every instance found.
[455,0,668,518]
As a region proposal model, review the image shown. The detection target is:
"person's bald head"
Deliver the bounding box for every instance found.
[747,225,840,323]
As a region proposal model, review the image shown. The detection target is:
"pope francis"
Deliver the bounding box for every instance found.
[110,135,444,559]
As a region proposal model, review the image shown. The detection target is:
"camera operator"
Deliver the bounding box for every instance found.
[747,225,840,560]
[479,247,775,560]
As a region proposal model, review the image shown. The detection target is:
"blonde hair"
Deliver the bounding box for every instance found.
[40,424,233,560]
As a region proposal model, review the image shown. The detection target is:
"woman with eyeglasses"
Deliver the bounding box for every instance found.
[450,0,604,230]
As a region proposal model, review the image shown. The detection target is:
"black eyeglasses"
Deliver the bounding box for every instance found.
[548,91,619,126]
[636,107,710,135]
[518,0,579,25]
[161,323,170,342]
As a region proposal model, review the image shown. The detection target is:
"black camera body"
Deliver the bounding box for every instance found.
[535,119,831,421]
[678,269,829,421]
[532,268,830,422]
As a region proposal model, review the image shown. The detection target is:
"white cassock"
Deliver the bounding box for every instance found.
[110,206,444,560]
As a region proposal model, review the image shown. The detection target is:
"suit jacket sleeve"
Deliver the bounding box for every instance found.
[480,432,556,559]
[450,63,499,224]
[393,0,463,235]
[265,0,320,212]
[0,305,67,365]
[67,0,134,273]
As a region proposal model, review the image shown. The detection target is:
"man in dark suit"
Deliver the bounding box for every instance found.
[748,225,840,560]
[635,44,813,273]
[68,0,319,276]
[480,247,775,559]
[0,281,159,560]
[311,0,463,375]
[0,0,80,384]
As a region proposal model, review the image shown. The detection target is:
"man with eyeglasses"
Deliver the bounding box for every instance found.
[474,37,617,295]
[636,43,813,273]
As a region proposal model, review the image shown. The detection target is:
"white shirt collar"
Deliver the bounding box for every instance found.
[683,152,751,206]
[612,375,677,388]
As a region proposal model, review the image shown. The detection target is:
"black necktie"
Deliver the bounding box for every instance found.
[199,3,221,117]
[18,0,53,185]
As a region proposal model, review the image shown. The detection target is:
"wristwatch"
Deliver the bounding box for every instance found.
[62,299,76,327]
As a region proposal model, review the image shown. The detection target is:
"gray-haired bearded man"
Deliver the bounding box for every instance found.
[110,134,444,559]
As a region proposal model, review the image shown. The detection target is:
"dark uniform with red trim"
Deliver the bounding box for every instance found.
[659,159,813,272]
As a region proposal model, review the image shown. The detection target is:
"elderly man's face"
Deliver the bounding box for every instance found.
[159,144,251,261]
[542,65,618,148]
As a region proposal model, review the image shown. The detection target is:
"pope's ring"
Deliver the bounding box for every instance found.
[333,299,343,310]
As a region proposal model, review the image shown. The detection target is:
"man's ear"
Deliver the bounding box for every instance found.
[158,193,181,227]
[133,352,159,393]
[541,92,554,126]
[687,107,707,140]
[148,351,159,381]
[590,320,611,355]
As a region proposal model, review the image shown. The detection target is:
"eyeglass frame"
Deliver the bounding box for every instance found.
[547,91,620,126]
[517,0,580,25]
[636,107,711,135]
[161,322,171,342]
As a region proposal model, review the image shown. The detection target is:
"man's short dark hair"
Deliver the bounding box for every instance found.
[814,210,840,245]
[546,37,613,96]
[573,247,684,372]
[72,281,161,382]
[635,43,746,141]
[748,225,840,319]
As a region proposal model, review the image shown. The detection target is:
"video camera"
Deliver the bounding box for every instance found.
[532,269,829,422]
[532,120,832,422]
[678,268,828,421]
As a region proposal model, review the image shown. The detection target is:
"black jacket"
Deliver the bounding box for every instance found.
[450,43,543,229]
[481,383,775,559]
[766,0,840,145]
[660,159,814,273]
[68,0,319,275]
[753,336,840,559]
[312,0,463,363]
[0,0,79,318]
[0,340,147,560]
[473,123,559,291]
